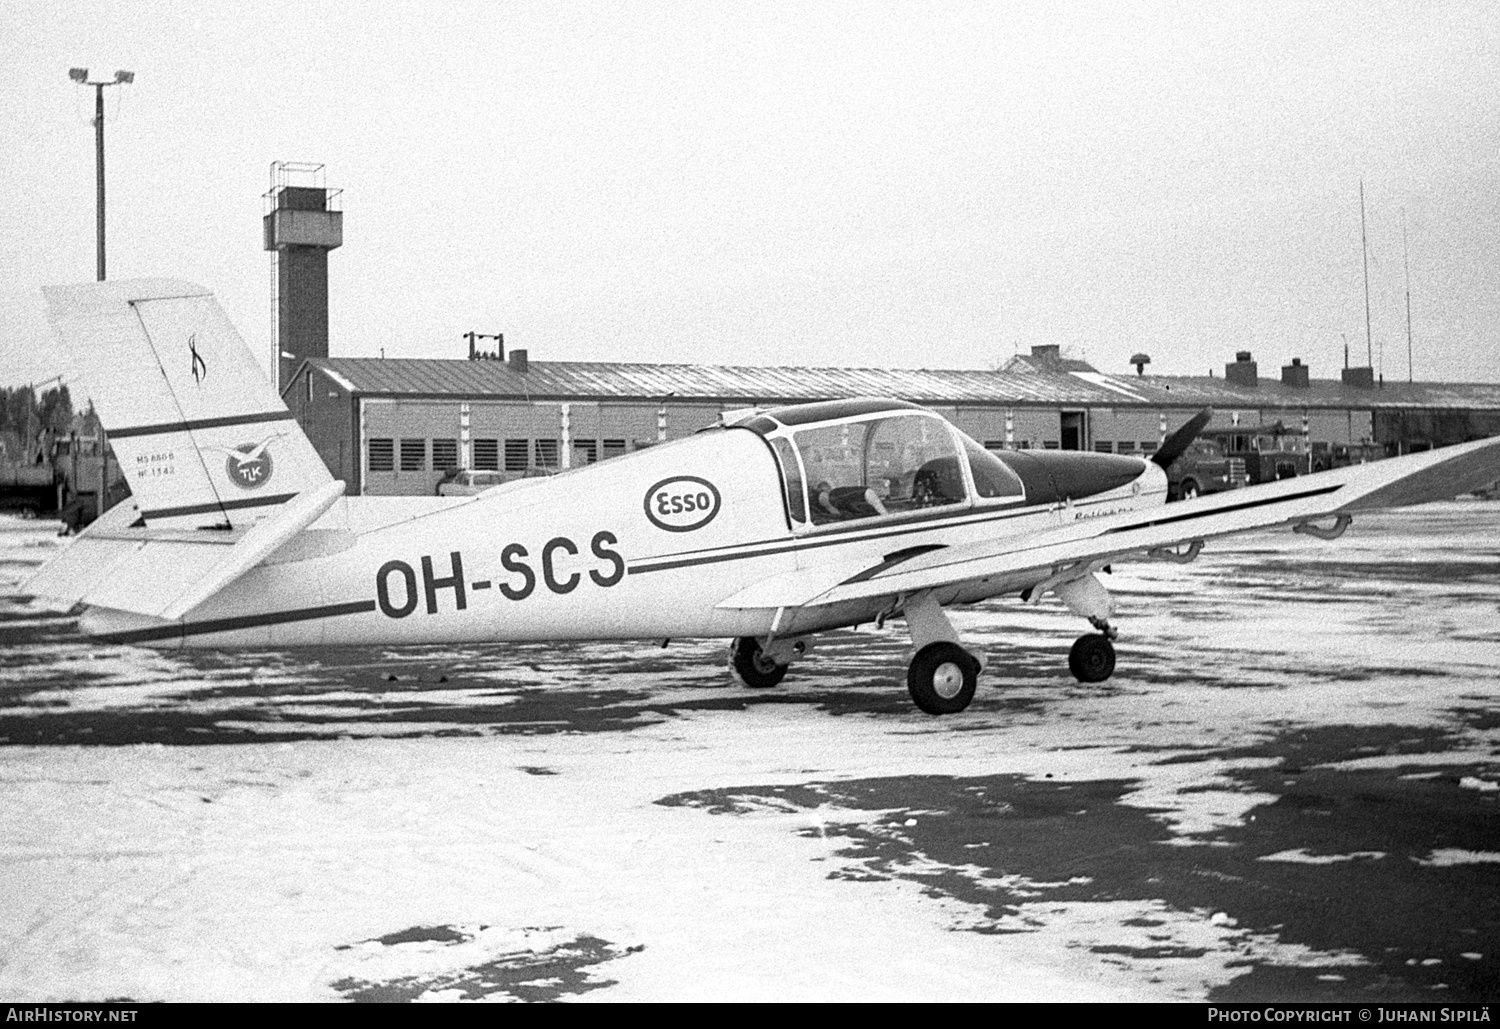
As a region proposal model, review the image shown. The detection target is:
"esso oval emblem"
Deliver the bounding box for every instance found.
[644,476,722,532]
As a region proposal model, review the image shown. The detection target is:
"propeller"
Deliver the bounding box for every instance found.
[1152,408,1213,469]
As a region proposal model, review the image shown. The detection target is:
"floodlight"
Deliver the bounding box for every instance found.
[69,68,88,83]
[114,70,134,84]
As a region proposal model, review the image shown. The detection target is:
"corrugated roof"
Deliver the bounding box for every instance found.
[303,357,1500,412]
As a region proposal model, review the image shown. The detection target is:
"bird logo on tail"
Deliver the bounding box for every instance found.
[204,432,286,489]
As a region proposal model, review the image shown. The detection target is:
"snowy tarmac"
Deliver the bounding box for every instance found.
[1,504,1497,1002]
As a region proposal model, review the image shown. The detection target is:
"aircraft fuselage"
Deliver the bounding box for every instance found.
[83,412,1167,648]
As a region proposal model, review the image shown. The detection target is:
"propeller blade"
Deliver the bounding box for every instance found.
[1152,408,1213,469]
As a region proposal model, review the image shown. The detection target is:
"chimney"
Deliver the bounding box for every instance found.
[508,348,529,373]
[1224,350,1258,388]
[1281,357,1309,388]
[1341,366,1375,389]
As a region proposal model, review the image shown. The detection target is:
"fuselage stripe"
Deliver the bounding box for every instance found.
[626,494,1150,576]
[96,599,378,644]
[840,544,948,585]
[107,410,296,439]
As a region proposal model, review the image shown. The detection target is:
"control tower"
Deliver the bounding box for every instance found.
[264,162,342,391]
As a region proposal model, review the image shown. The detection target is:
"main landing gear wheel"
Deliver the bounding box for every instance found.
[1068,633,1116,683]
[907,641,980,715]
[730,636,788,689]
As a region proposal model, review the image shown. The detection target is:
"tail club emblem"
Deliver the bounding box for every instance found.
[206,432,285,490]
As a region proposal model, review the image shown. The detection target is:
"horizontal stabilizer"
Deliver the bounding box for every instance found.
[23,499,161,612]
[25,481,345,620]
[156,480,346,620]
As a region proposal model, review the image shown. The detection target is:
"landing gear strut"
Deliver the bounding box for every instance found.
[1049,574,1120,684]
[901,591,983,715]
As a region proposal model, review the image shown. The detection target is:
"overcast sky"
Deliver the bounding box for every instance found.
[3,0,1497,393]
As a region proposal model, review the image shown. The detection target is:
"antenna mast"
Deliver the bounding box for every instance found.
[1402,207,1414,383]
[1360,180,1373,370]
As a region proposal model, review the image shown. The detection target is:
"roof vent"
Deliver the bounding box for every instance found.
[508,348,529,373]
[1224,351,1258,388]
[1281,357,1309,388]
[1341,366,1374,389]
[1130,352,1151,377]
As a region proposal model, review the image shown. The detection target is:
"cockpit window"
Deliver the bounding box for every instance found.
[790,414,967,525]
[962,437,1025,500]
[770,437,808,526]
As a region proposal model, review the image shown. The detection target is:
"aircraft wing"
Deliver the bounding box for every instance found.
[717,435,1500,612]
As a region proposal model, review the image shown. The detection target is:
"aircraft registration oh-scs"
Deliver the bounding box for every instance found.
[26,279,1500,715]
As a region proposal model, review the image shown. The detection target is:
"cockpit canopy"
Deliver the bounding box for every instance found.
[740,399,1026,529]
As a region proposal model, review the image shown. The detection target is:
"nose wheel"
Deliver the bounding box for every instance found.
[1068,632,1116,683]
[908,641,980,715]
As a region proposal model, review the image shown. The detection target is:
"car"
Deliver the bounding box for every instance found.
[436,469,508,496]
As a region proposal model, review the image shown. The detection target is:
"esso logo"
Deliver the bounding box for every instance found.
[645,476,722,532]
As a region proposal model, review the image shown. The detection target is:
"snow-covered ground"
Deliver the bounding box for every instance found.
[1,504,1497,1002]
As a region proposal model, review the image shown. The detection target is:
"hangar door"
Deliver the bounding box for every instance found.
[363,399,462,496]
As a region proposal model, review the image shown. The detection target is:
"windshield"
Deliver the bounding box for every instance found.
[962,437,1025,500]
[790,414,967,525]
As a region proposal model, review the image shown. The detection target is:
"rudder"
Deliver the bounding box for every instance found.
[44,278,334,529]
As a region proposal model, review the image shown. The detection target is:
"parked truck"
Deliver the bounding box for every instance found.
[1200,427,1312,486]
[1165,438,1248,501]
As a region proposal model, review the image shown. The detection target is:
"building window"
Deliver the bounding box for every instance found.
[1042,440,1061,450]
[431,438,459,471]
[400,438,426,471]
[1093,440,1114,453]
[602,439,627,460]
[1140,441,1158,454]
[1014,440,1032,450]
[368,438,394,472]
[983,440,1006,452]
[535,439,560,469]
[504,439,530,471]
[473,438,499,470]
[573,439,598,465]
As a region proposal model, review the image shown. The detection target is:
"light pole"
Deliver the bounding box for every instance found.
[68,67,134,281]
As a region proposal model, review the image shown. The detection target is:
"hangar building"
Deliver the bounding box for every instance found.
[280,345,1500,496]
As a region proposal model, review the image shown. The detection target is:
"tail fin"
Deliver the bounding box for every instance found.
[43,278,334,529]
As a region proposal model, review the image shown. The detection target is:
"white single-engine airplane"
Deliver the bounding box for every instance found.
[25,280,1500,714]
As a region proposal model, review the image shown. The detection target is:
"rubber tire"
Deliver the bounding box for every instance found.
[1068,633,1116,683]
[730,636,788,689]
[1179,478,1200,501]
[907,641,979,715]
